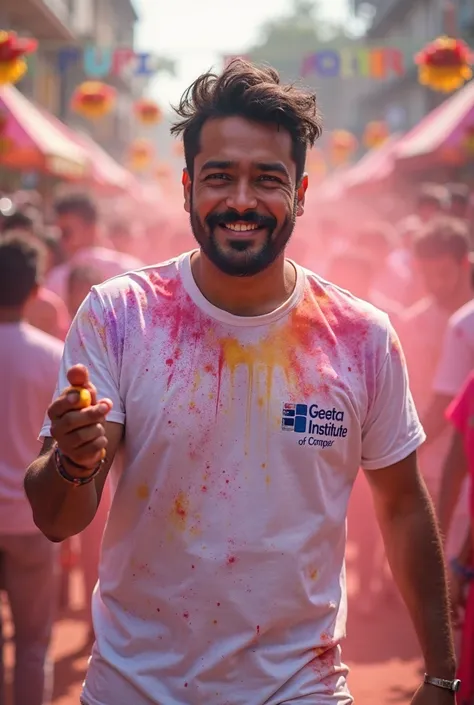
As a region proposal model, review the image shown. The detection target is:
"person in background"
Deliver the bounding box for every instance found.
[400,218,472,550]
[353,221,411,306]
[325,248,402,328]
[448,183,470,221]
[2,212,69,340]
[0,233,63,705]
[415,183,449,224]
[107,221,144,260]
[437,372,474,705]
[425,299,474,443]
[46,193,144,300]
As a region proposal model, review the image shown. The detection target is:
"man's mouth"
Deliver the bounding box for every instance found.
[220,222,262,233]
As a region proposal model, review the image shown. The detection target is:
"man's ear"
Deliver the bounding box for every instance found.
[183,169,191,213]
[296,174,308,217]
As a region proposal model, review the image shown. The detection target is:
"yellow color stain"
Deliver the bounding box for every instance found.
[265,474,271,486]
[136,484,150,500]
[257,397,264,408]
[189,401,196,410]
[313,646,326,657]
[192,370,201,392]
[169,492,189,531]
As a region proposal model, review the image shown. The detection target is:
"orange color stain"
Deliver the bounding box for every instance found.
[265,474,271,486]
[257,397,264,408]
[309,568,318,581]
[261,462,266,469]
[170,492,189,530]
[136,484,150,500]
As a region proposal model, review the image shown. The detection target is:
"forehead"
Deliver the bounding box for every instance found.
[197,116,294,169]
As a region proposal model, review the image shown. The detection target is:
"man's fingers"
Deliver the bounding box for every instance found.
[65,365,98,405]
[49,394,112,422]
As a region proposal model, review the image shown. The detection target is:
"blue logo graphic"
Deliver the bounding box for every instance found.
[281,403,308,433]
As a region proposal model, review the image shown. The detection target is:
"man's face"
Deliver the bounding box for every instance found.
[417,202,443,224]
[416,255,465,304]
[184,116,307,277]
[56,212,93,259]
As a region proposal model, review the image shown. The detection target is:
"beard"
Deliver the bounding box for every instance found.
[189,194,298,277]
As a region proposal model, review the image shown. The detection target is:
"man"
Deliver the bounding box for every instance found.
[423,299,474,444]
[400,218,472,503]
[0,233,63,705]
[25,60,457,704]
[2,211,69,339]
[353,221,411,306]
[45,193,143,300]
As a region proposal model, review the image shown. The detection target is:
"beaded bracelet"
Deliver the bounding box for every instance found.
[53,445,104,488]
[450,557,474,581]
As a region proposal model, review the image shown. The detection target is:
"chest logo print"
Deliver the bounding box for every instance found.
[281,402,348,448]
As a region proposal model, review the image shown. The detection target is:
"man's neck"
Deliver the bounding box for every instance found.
[0,307,24,324]
[190,251,297,317]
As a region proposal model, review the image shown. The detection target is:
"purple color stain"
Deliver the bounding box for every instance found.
[104,309,121,360]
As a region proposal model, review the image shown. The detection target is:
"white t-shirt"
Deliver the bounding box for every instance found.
[0,323,63,535]
[45,246,143,300]
[41,252,424,705]
[433,299,474,397]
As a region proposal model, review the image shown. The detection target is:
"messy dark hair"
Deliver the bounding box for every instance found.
[0,231,45,307]
[54,192,97,225]
[170,59,322,184]
[413,216,469,263]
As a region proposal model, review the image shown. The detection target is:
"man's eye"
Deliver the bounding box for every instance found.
[205,173,231,180]
[259,175,282,182]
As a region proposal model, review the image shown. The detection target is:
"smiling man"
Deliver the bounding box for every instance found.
[25,61,458,705]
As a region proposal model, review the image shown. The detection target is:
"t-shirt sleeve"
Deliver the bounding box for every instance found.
[433,317,472,397]
[446,373,474,435]
[39,287,125,438]
[361,324,426,470]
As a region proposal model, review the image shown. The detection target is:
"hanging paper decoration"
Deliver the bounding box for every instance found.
[0,31,37,85]
[363,121,389,150]
[71,81,117,119]
[128,139,155,171]
[415,36,473,93]
[329,130,358,166]
[134,98,162,126]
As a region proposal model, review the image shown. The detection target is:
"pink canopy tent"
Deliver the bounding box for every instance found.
[395,79,474,166]
[35,106,139,195]
[344,134,401,192]
[0,85,88,179]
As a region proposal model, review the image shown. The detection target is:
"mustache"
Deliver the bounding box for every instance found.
[206,211,277,230]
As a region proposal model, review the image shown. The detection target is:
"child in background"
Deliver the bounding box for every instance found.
[439,372,474,704]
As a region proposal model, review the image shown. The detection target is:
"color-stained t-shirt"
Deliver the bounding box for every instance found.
[41,251,424,705]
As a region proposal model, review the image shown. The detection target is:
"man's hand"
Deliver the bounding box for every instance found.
[48,364,113,472]
[411,683,457,705]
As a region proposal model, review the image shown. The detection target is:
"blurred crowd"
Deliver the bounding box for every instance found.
[0,178,474,704]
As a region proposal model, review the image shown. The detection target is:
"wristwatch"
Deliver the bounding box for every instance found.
[424,674,461,693]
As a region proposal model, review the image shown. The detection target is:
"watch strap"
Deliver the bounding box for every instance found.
[424,674,461,692]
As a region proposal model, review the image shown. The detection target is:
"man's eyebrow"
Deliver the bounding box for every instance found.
[200,160,234,171]
[255,162,290,178]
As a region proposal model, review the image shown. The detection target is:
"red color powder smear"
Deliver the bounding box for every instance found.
[256,625,260,636]
[183,611,189,620]
[227,556,236,566]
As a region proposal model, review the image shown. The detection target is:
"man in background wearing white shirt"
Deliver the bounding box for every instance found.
[46,193,143,300]
[0,233,63,705]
